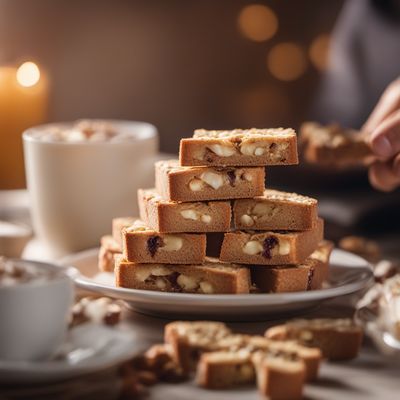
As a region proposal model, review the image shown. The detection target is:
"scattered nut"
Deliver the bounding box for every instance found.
[243,241,263,255]
[200,171,224,190]
[189,178,204,192]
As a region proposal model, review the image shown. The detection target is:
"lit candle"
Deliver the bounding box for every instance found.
[0,61,49,189]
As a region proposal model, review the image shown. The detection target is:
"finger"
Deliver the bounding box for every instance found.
[368,109,400,160]
[393,152,400,177]
[369,160,400,192]
[362,79,400,134]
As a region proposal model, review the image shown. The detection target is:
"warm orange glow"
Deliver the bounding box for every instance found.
[267,43,307,81]
[238,4,278,42]
[309,34,331,71]
[16,62,40,87]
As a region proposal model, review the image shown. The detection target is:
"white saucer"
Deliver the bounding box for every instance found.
[61,248,373,321]
[0,322,142,384]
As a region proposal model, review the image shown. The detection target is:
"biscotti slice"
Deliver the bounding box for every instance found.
[215,334,321,382]
[138,188,231,233]
[115,256,251,295]
[252,351,305,400]
[220,218,324,265]
[265,318,363,360]
[196,351,255,389]
[122,219,206,264]
[180,128,298,167]
[300,122,373,168]
[164,321,232,372]
[98,235,122,272]
[251,240,333,293]
[233,189,318,231]
[155,160,265,202]
[112,216,136,246]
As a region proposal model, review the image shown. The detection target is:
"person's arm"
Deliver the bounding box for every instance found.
[363,78,400,192]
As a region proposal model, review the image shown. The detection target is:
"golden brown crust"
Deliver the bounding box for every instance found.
[98,235,122,272]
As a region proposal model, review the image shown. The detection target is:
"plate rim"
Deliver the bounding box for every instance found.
[60,247,374,306]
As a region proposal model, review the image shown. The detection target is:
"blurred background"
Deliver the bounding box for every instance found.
[0,0,399,247]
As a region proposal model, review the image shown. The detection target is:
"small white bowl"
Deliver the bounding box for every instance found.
[0,259,74,361]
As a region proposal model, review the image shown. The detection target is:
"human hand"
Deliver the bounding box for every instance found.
[363,79,400,192]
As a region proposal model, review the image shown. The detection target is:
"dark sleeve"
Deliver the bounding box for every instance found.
[312,0,367,128]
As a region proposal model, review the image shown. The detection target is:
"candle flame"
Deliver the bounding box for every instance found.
[16,62,40,87]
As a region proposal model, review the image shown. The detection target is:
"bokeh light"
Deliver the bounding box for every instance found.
[238,4,278,42]
[309,34,331,71]
[16,62,40,87]
[267,43,307,81]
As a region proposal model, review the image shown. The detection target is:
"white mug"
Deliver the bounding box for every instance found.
[23,120,158,257]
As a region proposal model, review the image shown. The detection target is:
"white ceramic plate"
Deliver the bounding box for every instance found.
[0,322,143,384]
[61,248,373,321]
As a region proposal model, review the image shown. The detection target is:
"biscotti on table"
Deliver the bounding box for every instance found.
[179,128,298,167]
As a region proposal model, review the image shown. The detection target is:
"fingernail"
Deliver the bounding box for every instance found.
[372,136,392,158]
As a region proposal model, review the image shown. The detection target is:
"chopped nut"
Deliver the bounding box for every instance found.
[189,178,204,191]
[162,235,183,251]
[254,147,265,156]
[200,171,224,190]
[252,202,270,215]
[243,240,263,255]
[155,277,167,289]
[243,172,253,182]
[200,214,212,224]
[278,240,291,255]
[240,142,258,155]
[199,281,214,294]
[180,209,199,220]
[240,214,254,226]
[207,143,237,157]
[135,269,151,282]
[177,274,199,290]
[151,266,171,276]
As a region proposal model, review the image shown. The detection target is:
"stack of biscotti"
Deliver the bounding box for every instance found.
[101,127,332,294]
